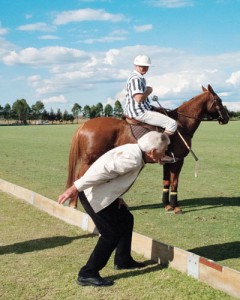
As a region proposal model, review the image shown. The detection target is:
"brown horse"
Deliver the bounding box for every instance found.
[66,85,229,213]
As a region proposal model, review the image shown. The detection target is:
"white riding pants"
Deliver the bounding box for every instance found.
[135,110,177,134]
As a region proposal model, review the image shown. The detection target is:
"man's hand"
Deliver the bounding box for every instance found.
[58,185,78,205]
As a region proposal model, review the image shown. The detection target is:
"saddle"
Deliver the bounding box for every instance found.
[123,115,178,163]
[123,115,164,140]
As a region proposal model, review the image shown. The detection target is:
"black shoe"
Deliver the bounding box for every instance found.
[77,276,114,287]
[114,260,145,270]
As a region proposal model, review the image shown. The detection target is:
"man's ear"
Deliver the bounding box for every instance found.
[149,148,155,157]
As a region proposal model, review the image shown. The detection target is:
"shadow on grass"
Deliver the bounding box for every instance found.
[129,196,239,211]
[109,261,165,281]
[181,196,239,211]
[0,233,96,255]
[188,241,240,262]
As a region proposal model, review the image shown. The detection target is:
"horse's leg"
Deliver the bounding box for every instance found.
[162,164,172,211]
[169,160,184,214]
[69,163,91,208]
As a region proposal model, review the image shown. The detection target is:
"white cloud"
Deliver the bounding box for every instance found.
[226,71,240,86]
[0,27,8,35]
[17,22,56,32]
[25,14,33,19]
[0,39,16,57]
[2,43,240,111]
[27,75,42,87]
[148,66,223,98]
[134,24,153,32]
[42,94,68,104]
[104,49,120,65]
[2,47,89,66]
[53,8,125,25]
[34,68,96,96]
[223,101,240,112]
[84,35,126,44]
[146,0,194,8]
[38,35,61,40]
[83,29,128,44]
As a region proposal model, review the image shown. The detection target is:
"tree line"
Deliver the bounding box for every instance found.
[0,98,239,125]
[0,99,124,124]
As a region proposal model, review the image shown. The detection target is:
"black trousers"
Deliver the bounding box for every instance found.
[78,191,134,277]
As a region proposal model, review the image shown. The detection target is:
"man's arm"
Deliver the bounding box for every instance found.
[58,149,141,205]
[73,151,140,191]
[134,86,152,103]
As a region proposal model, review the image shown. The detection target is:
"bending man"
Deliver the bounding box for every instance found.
[58,131,170,287]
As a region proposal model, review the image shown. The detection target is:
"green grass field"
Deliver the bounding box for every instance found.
[0,121,239,273]
[0,192,236,300]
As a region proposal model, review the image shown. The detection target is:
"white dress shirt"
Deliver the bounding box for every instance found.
[74,143,145,213]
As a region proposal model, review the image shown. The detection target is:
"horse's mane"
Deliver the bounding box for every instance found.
[166,90,207,119]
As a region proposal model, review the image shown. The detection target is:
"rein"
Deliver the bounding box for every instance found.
[153,99,199,164]
[176,93,225,122]
[153,98,201,177]
[176,111,203,121]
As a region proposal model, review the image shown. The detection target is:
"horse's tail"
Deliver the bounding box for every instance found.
[66,125,83,188]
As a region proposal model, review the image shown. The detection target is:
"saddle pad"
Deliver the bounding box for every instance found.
[130,124,155,140]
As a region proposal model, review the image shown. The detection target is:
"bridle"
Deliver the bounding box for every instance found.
[208,93,227,122]
[152,90,228,164]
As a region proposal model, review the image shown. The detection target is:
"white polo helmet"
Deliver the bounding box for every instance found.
[134,55,151,66]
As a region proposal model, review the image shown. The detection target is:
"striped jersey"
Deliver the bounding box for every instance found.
[124,70,152,118]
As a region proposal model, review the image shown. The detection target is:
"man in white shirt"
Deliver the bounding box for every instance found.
[58,131,170,287]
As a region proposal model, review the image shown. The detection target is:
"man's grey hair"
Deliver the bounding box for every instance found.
[137,131,170,153]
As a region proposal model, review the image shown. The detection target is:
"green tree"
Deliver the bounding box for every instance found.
[104,104,113,117]
[82,105,91,118]
[89,105,99,118]
[12,99,30,124]
[0,104,3,117]
[31,101,45,123]
[96,102,103,117]
[3,103,11,124]
[49,108,55,124]
[67,113,74,123]
[72,103,82,123]
[113,100,123,118]
[63,110,69,123]
[227,109,240,120]
[56,108,62,122]
[42,109,49,122]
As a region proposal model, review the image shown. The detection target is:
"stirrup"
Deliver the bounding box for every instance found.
[161,152,178,164]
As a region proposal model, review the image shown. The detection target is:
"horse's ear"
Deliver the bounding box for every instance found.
[202,86,207,92]
[207,84,214,94]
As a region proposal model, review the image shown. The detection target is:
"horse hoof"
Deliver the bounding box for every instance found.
[165,205,174,213]
[174,207,183,214]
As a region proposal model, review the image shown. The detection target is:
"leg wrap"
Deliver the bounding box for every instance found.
[162,187,170,207]
[170,192,178,208]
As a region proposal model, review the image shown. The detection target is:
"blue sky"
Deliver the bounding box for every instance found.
[0,0,240,112]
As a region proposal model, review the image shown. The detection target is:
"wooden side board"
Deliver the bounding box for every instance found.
[1,178,239,299]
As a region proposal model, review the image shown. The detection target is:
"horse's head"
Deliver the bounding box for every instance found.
[202,85,229,125]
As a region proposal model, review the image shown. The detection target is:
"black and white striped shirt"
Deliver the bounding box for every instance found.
[124,70,152,118]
